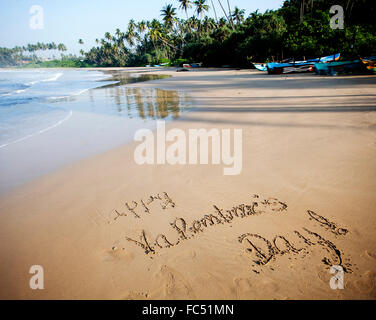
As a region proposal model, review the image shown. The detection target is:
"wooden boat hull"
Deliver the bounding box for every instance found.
[314,60,370,75]
[266,53,340,75]
[361,57,376,73]
[267,63,314,74]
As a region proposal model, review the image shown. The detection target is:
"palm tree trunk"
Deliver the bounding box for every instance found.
[346,0,351,11]
[300,0,305,24]
[210,0,218,23]
[217,0,232,28]
[226,0,235,29]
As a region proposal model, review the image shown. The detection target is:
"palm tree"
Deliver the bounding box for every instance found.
[137,21,147,34]
[202,16,216,33]
[160,4,177,30]
[125,31,135,47]
[78,39,84,45]
[125,20,138,47]
[178,0,192,20]
[194,0,209,21]
[186,16,199,31]
[129,19,136,31]
[115,28,121,39]
[218,17,227,28]
[232,7,245,25]
[148,20,162,50]
[104,32,112,42]
[57,43,67,51]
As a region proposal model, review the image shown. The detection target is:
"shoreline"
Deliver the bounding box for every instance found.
[1,68,376,299]
[0,68,190,195]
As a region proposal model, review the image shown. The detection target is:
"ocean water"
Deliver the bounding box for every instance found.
[0,68,190,194]
[0,69,114,147]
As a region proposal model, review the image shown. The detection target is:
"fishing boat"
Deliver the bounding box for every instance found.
[361,56,376,73]
[307,53,341,63]
[252,63,267,71]
[183,63,203,68]
[267,61,314,74]
[266,53,340,74]
[314,59,371,76]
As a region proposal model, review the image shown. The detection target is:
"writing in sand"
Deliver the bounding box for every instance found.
[107,192,353,273]
[121,194,288,254]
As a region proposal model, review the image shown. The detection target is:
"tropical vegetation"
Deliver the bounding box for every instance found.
[0,42,68,67]
[80,0,376,67]
[1,0,375,68]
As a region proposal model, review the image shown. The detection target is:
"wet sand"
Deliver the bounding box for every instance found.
[0,68,376,299]
[0,75,190,195]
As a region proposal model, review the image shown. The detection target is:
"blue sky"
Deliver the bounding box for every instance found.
[0,0,284,55]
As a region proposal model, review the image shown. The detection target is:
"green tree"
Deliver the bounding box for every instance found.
[217,0,232,28]
[194,0,209,21]
[232,7,245,25]
[178,0,192,19]
[160,4,177,30]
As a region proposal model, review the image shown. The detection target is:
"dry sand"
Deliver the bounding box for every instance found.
[0,68,376,299]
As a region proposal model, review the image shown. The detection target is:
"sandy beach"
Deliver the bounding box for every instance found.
[0,68,376,299]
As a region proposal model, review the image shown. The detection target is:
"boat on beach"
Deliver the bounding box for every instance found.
[264,53,340,75]
[252,63,267,71]
[183,63,203,68]
[267,61,315,74]
[314,58,375,76]
[361,56,376,73]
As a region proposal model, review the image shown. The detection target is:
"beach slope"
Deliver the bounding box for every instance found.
[0,69,376,299]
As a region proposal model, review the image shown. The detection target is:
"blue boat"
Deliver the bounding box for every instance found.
[253,63,267,71]
[307,53,341,63]
[266,61,314,74]
[266,53,340,74]
[314,60,371,76]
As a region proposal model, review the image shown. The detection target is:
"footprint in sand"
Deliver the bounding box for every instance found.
[316,269,331,285]
[365,250,376,260]
[153,265,196,299]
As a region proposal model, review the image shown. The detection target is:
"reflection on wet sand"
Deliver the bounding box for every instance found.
[98,71,170,89]
[49,72,191,120]
[103,86,191,120]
